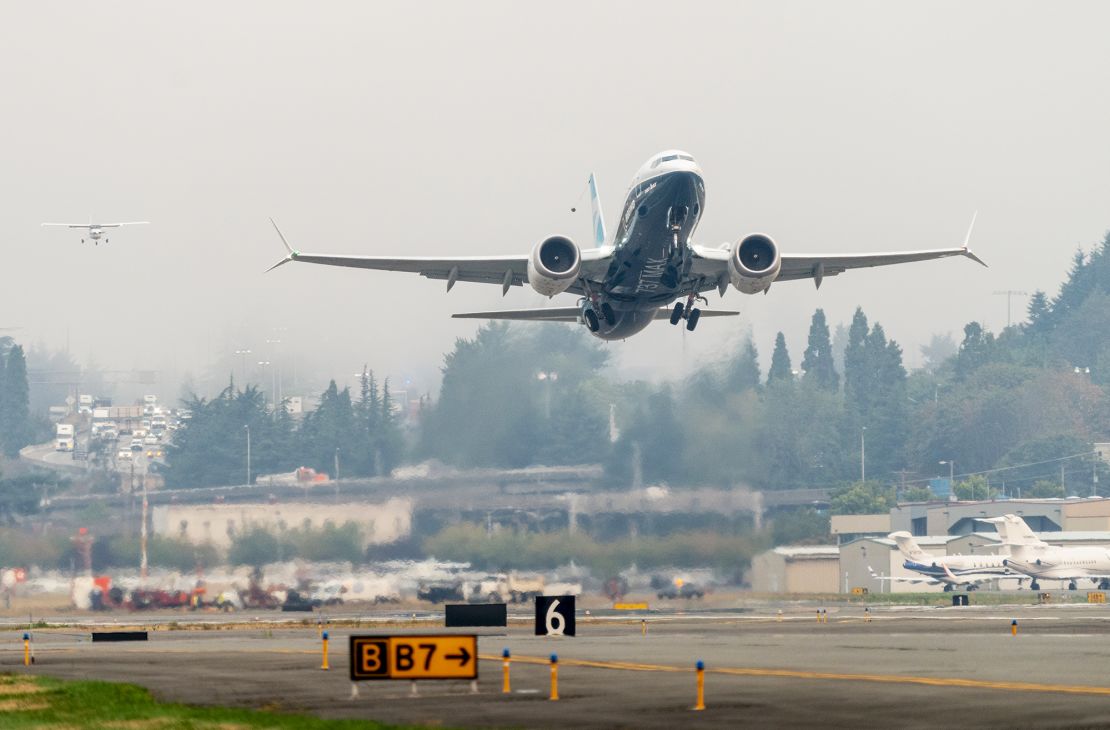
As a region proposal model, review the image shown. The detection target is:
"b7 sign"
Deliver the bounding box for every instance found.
[350,635,477,680]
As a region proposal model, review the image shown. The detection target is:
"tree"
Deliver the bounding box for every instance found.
[1024,480,1065,499]
[955,322,995,380]
[954,474,997,501]
[843,307,870,408]
[899,485,936,503]
[920,333,957,372]
[801,309,839,391]
[767,332,793,384]
[0,345,32,458]
[829,481,896,515]
[770,507,830,546]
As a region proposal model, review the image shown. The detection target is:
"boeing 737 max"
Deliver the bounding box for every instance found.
[268,150,985,340]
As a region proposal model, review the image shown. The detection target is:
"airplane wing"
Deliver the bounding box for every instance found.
[867,567,940,585]
[266,219,612,294]
[42,223,95,229]
[689,214,985,292]
[451,307,740,322]
[41,222,149,228]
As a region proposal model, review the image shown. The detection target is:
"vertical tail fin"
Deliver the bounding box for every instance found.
[889,531,928,561]
[588,173,606,247]
[989,514,1047,547]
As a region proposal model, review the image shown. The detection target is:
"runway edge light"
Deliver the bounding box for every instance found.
[693,660,705,711]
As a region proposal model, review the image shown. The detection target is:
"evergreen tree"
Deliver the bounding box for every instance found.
[843,307,869,408]
[801,309,839,391]
[1026,290,1050,333]
[767,332,793,383]
[955,322,995,380]
[0,345,32,458]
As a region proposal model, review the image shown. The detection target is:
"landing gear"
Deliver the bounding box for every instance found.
[686,308,701,331]
[966,584,978,592]
[670,302,684,325]
[1098,580,1109,590]
[943,584,953,592]
[1068,581,1078,591]
[1030,581,1041,591]
[583,308,600,333]
[600,302,616,326]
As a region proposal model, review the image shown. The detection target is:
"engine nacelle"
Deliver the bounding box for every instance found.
[528,235,582,296]
[729,233,781,294]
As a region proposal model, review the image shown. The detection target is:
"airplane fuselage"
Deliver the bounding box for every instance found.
[590,152,706,340]
[902,556,1010,585]
[1005,546,1110,582]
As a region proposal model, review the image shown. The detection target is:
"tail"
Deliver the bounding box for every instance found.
[588,173,607,247]
[888,531,928,561]
[983,514,1046,547]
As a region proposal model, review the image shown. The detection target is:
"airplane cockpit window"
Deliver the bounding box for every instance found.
[651,154,696,168]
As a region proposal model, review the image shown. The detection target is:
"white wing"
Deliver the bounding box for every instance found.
[42,221,149,229]
[265,219,612,295]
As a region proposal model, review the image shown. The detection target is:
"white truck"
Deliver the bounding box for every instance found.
[55,423,75,452]
[470,573,546,604]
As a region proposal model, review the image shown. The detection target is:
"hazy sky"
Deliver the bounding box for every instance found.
[3,1,1109,402]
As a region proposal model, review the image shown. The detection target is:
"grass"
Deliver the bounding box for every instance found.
[0,674,434,729]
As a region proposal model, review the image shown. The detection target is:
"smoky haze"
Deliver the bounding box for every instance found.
[2,1,1109,402]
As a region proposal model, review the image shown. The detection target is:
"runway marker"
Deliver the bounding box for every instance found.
[477,654,1110,697]
[693,660,705,711]
[1011,620,1017,637]
[320,631,329,670]
[549,654,559,701]
[502,648,511,694]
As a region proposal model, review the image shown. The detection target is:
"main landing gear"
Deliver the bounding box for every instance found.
[670,293,706,332]
[580,297,616,333]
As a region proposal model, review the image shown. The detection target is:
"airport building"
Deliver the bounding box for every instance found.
[749,545,840,593]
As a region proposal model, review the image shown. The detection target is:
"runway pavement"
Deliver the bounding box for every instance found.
[5,604,1110,728]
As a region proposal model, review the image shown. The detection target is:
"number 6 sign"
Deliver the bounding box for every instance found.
[535,595,576,636]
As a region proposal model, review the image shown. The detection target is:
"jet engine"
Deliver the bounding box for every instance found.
[528,235,582,296]
[729,233,781,294]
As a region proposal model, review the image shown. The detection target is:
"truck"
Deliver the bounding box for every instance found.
[55,423,75,452]
[469,573,546,604]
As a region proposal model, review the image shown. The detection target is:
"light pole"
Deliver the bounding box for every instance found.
[244,424,251,485]
[940,460,955,498]
[258,361,274,408]
[234,349,252,387]
[860,426,867,483]
[537,371,558,420]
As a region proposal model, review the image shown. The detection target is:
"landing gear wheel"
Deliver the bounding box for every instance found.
[685,308,701,331]
[967,585,977,592]
[1030,581,1040,591]
[583,308,600,333]
[601,302,616,326]
[670,302,684,325]
[943,584,953,592]
[1099,580,1109,590]
[1068,581,1078,591]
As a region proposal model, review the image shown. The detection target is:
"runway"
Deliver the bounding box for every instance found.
[5,604,1110,728]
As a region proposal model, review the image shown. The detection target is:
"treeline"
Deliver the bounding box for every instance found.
[163,370,402,488]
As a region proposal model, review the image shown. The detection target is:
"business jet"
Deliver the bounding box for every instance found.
[42,220,148,244]
[870,531,1011,591]
[268,150,984,340]
[990,514,1110,591]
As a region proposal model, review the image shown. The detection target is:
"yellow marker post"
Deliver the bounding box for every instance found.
[641,619,647,637]
[321,631,330,670]
[22,632,30,667]
[816,609,821,624]
[502,648,511,694]
[693,660,706,711]
[1011,620,1018,637]
[549,653,559,701]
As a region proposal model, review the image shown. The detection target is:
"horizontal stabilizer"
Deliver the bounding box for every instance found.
[452,308,741,323]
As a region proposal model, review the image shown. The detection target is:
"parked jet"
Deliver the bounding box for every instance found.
[989,514,1110,591]
[42,220,148,244]
[268,150,985,340]
[870,531,1011,591]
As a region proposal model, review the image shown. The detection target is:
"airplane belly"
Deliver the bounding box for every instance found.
[593,308,656,341]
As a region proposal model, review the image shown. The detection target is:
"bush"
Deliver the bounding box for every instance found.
[101,535,219,572]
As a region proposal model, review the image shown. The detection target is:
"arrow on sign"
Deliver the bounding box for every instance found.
[445,646,471,665]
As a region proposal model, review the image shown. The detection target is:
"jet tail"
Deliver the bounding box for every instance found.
[888,531,929,561]
[983,514,1046,548]
[588,173,607,247]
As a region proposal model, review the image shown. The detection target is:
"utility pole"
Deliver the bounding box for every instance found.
[993,290,1030,328]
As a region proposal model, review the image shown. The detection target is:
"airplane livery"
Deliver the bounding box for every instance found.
[269,150,985,340]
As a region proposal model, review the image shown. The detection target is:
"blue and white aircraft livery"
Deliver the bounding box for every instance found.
[872,531,1011,591]
[268,151,985,340]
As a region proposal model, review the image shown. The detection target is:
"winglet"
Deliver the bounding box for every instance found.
[961,211,987,267]
[266,218,299,272]
[588,173,607,247]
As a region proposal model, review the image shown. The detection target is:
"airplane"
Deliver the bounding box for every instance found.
[42,220,149,244]
[869,531,1012,591]
[989,514,1110,591]
[267,150,985,340]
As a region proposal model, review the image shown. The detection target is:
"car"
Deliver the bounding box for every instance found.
[117,449,133,461]
[130,438,143,451]
[133,428,147,438]
[144,434,159,445]
[145,448,164,459]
